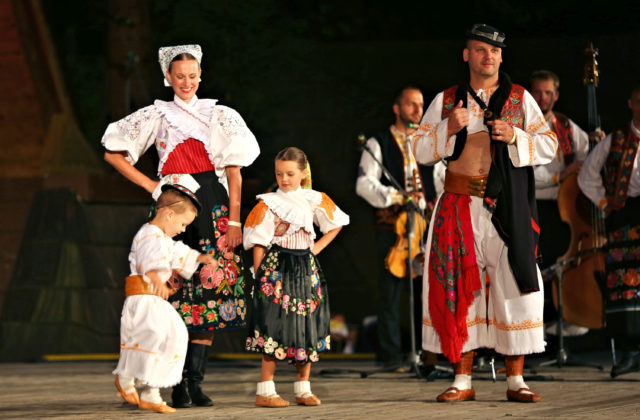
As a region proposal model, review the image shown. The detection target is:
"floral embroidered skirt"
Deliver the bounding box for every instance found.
[604,196,640,342]
[168,171,246,333]
[246,245,330,363]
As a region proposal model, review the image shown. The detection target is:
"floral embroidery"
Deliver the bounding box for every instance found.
[246,330,330,364]
[216,106,248,139]
[115,105,155,143]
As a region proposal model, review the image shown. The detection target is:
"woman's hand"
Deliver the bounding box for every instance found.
[224,225,242,251]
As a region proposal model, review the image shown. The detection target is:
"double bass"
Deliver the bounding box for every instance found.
[553,43,607,329]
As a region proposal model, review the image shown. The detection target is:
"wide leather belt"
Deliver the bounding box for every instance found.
[444,170,488,198]
[125,275,176,297]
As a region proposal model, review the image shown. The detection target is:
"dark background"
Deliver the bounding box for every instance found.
[25,0,640,351]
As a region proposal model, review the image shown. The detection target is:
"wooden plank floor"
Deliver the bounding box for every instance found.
[1,353,639,419]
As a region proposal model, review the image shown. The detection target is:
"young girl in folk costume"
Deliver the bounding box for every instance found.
[243,147,349,407]
[114,175,217,414]
[102,44,259,407]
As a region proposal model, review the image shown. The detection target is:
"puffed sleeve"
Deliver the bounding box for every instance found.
[131,226,173,281]
[209,105,260,178]
[101,105,162,165]
[170,240,201,280]
[578,133,611,209]
[507,91,558,167]
[412,92,457,165]
[313,193,350,233]
[243,201,276,249]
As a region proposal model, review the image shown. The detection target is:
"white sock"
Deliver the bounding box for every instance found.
[507,375,532,393]
[257,380,277,397]
[117,374,135,389]
[294,380,312,397]
[450,374,472,391]
[140,386,162,404]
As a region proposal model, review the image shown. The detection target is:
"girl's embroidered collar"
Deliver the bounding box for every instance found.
[257,188,321,233]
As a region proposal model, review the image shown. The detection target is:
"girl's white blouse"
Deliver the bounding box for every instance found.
[243,188,350,250]
[101,95,260,188]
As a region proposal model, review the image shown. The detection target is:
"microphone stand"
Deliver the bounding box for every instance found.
[357,133,425,379]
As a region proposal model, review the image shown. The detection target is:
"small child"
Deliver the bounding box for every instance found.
[243,147,349,407]
[113,174,217,414]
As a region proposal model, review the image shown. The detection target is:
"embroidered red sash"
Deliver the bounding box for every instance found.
[428,192,481,363]
[604,125,640,210]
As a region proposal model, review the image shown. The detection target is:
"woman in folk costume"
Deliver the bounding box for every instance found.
[114,175,217,414]
[243,147,349,407]
[102,44,260,408]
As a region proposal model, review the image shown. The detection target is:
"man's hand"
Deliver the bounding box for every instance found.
[447,100,469,137]
[589,129,606,143]
[559,160,583,182]
[487,119,514,143]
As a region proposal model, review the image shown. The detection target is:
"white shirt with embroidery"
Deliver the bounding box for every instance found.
[534,114,590,200]
[356,125,426,209]
[412,87,558,168]
[129,223,200,284]
[578,121,640,210]
[101,95,260,189]
[243,188,350,250]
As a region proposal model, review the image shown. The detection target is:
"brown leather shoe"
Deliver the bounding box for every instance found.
[507,388,542,403]
[255,394,290,407]
[138,399,177,413]
[115,377,140,405]
[296,394,321,406]
[436,387,475,402]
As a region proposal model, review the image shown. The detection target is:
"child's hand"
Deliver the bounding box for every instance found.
[147,271,171,300]
[198,254,218,267]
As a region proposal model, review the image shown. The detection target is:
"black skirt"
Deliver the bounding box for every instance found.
[245,245,330,363]
[167,171,247,333]
[604,196,640,342]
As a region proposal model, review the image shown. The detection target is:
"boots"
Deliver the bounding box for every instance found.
[186,342,214,406]
[171,377,191,408]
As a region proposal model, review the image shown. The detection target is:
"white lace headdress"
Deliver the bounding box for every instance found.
[158,44,202,87]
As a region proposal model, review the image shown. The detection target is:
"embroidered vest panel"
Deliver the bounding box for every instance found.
[553,112,574,162]
[604,127,640,209]
[441,84,525,129]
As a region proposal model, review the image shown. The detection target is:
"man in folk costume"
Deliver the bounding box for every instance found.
[412,24,558,402]
[356,86,435,368]
[578,86,640,377]
[530,70,594,336]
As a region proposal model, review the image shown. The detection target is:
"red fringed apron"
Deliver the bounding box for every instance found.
[428,192,482,363]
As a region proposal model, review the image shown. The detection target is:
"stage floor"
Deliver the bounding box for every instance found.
[1,353,639,419]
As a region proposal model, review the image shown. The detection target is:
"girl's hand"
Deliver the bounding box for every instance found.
[224,225,242,251]
[198,254,218,267]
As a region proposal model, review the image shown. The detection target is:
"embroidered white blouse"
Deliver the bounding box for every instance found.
[101,95,260,188]
[129,223,200,284]
[412,87,558,168]
[534,115,590,200]
[578,121,640,210]
[243,188,350,250]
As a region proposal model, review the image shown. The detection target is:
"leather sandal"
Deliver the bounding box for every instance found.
[506,388,541,403]
[436,387,475,402]
[115,377,140,405]
[296,393,321,406]
[255,394,290,407]
[139,399,177,413]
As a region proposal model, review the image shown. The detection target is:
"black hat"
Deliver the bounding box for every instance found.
[154,173,202,212]
[466,23,506,48]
